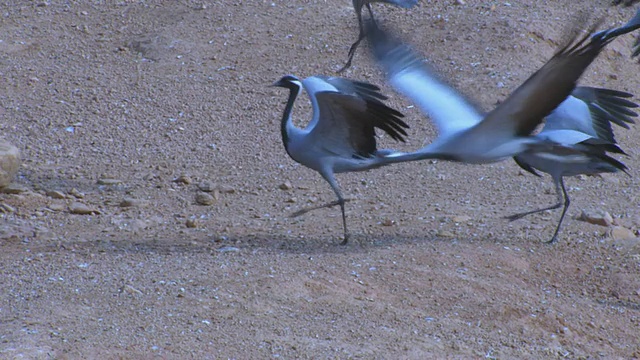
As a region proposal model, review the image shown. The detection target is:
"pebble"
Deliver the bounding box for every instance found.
[47,190,67,199]
[437,230,455,238]
[198,181,235,194]
[608,226,636,240]
[173,175,192,185]
[122,284,143,296]
[195,192,216,205]
[129,219,148,232]
[197,181,215,192]
[578,209,613,227]
[380,219,396,226]
[185,219,199,228]
[119,197,148,208]
[216,246,240,253]
[218,184,235,194]
[1,183,28,194]
[48,202,66,212]
[143,173,158,181]
[0,203,15,213]
[279,181,293,190]
[69,201,100,215]
[97,178,123,185]
[0,140,20,189]
[452,215,471,223]
[69,188,85,198]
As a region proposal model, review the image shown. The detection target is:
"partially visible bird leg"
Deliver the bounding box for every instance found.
[338,29,364,73]
[504,178,565,222]
[338,196,350,245]
[338,4,377,73]
[289,199,352,218]
[365,3,376,23]
[546,177,570,244]
[504,178,571,244]
[337,36,364,73]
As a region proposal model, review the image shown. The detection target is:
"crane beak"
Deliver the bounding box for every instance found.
[270,80,283,88]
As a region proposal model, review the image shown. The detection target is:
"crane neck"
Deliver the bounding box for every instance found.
[280,83,301,151]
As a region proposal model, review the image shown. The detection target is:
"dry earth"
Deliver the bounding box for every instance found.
[1,0,640,358]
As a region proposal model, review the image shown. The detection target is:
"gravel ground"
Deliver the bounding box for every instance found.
[1,1,640,358]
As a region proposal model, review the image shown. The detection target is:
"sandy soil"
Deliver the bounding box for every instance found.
[1,0,640,358]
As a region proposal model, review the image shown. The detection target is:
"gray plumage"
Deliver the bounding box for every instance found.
[273,75,411,244]
[365,10,640,164]
[507,86,637,243]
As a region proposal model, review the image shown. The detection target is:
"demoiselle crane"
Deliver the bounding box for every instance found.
[364,9,640,164]
[272,75,412,244]
[507,86,637,243]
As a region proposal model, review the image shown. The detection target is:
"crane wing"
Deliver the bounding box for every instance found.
[308,91,408,158]
[366,22,485,139]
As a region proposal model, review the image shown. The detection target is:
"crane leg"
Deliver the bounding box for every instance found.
[290,199,351,218]
[338,3,375,73]
[325,174,350,245]
[505,177,570,244]
[504,177,565,221]
[546,177,570,244]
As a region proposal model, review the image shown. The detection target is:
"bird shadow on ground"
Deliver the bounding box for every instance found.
[211,230,512,256]
[13,166,131,196]
[26,230,468,257]
[19,225,538,258]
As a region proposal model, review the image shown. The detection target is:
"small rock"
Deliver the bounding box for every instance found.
[119,197,148,208]
[46,190,67,199]
[173,175,192,185]
[128,219,148,232]
[122,284,143,296]
[608,226,636,240]
[216,246,240,253]
[0,203,15,213]
[285,197,297,203]
[380,219,395,226]
[455,0,466,4]
[218,184,235,194]
[437,230,455,238]
[1,183,28,194]
[195,192,216,206]
[48,202,66,212]
[185,219,198,228]
[69,202,100,215]
[452,215,471,223]
[69,188,85,199]
[0,140,20,189]
[199,182,235,194]
[143,173,158,181]
[578,209,613,227]
[197,181,215,192]
[97,178,123,185]
[279,181,293,190]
